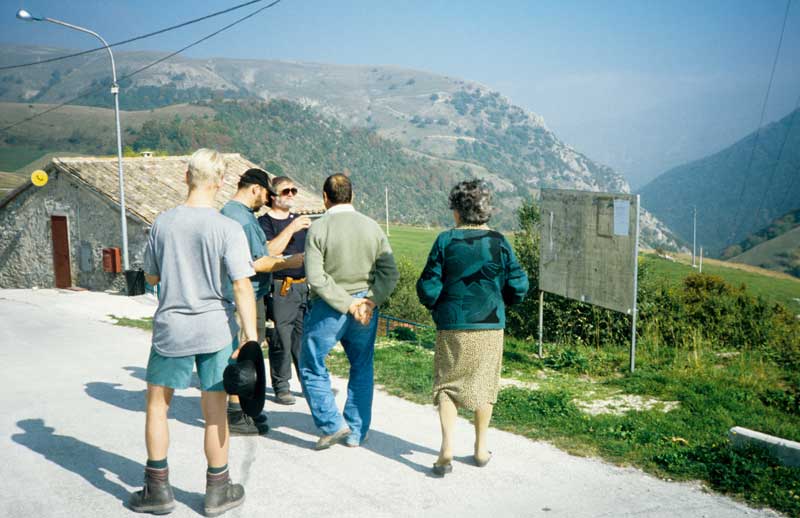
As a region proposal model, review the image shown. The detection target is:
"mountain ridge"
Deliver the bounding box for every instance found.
[638,106,800,256]
[0,45,680,248]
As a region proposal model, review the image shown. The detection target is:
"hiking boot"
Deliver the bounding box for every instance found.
[129,467,175,515]
[275,391,296,405]
[314,426,351,451]
[204,470,245,517]
[228,410,269,436]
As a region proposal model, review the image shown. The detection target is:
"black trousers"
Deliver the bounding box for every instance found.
[265,279,308,393]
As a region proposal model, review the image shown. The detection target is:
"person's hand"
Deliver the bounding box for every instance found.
[231,345,243,360]
[283,253,304,269]
[348,298,376,325]
[231,339,258,360]
[288,216,312,233]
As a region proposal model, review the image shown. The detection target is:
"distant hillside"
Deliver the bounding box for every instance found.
[0,99,470,226]
[721,208,800,258]
[0,45,680,246]
[722,206,800,276]
[729,226,800,279]
[639,107,800,256]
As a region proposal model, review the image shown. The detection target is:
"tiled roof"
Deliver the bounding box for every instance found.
[46,154,325,224]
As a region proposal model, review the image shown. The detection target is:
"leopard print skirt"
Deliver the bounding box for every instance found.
[433,328,504,411]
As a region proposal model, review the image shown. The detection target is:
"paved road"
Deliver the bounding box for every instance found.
[0,289,781,518]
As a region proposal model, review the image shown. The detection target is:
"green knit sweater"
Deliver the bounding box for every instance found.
[416,227,529,330]
[304,204,400,314]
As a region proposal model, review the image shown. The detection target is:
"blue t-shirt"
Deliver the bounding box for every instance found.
[221,200,271,298]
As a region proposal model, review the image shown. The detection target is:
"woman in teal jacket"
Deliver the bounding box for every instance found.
[417,179,529,476]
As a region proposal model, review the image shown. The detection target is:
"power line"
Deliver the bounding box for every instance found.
[0,0,282,134]
[0,0,277,71]
[728,0,793,243]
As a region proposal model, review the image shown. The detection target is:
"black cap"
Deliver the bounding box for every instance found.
[239,168,272,192]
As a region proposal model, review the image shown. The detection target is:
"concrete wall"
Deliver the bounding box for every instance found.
[0,169,148,291]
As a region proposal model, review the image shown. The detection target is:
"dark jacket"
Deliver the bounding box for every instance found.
[416,228,529,330]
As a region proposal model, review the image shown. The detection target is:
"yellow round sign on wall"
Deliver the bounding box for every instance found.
[31,170,48,187]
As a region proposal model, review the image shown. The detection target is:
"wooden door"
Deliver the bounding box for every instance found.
[51,216,71,288]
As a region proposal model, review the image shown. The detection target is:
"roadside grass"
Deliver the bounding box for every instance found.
[109,315,153,331]
[328,335,800,516]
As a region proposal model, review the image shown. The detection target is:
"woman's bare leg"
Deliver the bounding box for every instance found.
[436,395,457,465]
[474,403,494,463]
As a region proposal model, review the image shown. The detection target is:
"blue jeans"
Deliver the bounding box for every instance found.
[299,292,378,444]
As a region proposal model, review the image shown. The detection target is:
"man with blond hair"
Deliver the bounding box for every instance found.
[130,149,253,516]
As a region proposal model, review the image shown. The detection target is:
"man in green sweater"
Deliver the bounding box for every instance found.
[299,174,399,450]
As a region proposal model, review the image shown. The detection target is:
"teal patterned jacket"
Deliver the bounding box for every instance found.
[416,228,529,330]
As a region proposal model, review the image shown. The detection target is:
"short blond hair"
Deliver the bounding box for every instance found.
[187,148,226,189]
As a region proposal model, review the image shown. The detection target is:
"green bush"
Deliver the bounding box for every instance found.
[389,326,417,342]
[381,257,433,325]
[505,200,800,362]
[544,347,590,373]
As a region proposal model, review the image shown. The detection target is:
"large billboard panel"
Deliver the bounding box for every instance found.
[539,189,639,314]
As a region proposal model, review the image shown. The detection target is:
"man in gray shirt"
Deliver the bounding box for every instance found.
[130,149,255,517]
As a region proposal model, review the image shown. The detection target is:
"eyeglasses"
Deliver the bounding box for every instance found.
[280,187,298,196]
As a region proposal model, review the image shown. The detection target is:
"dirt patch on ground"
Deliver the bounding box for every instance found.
[576,393,680,416]
[499,378,541,391]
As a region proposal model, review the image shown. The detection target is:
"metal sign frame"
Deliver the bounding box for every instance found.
[537,190,641,372]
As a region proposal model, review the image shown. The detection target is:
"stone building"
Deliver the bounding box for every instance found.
[0,154,324,291]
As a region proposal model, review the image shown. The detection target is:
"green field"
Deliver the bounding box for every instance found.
[388,226,800,312]
[643,253,800,311]
[387,224,442,265]
[0,146,44,173]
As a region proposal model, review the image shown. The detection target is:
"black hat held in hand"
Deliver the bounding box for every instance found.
[223,341,265,417]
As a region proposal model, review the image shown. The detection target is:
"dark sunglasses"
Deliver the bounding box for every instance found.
[279,187,298,196]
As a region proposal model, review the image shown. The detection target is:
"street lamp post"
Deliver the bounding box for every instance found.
[17,8,130,272]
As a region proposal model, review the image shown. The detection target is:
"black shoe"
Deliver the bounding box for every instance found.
[204,470,245,517]
[228,411,269,436]
[474,452,493,467]
[274,391,296,405]
[129,467,175,514]
[253,412,268,425]
[432,462,453,477]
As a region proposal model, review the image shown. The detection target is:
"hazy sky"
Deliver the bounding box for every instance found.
[2,0,799,188]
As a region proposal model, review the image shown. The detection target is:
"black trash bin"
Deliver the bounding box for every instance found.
[125,269,146,296]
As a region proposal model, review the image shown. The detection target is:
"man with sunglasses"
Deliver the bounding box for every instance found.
[221,169,303,434]
[258,176,312,405]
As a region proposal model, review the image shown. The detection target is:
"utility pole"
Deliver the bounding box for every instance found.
[385,186,390,237]
[17,8,129,272]
[699,247,703,274]
[692,206,697,268]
